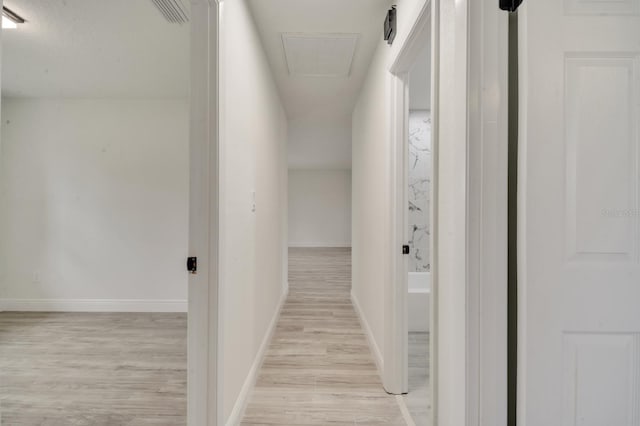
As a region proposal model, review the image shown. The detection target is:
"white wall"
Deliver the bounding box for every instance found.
[351,39,390,361]
[409,41,432,110]
[0,98,189,309]
[219,0,288,423]
[288,114,352,169]
[288,169,351,247]
[351,0,427,373]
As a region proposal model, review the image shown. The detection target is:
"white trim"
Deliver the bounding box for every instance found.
[395,395,418,426]
[216,1,228,425]
[385,1,509,426]
[385,70,410,395]
[388,0,433,73]
[465,2,510,425]
[435,2,471,423]
[225,289,288,426]
[517,4,529,425]
[288,243,352,248]
[188,0,220,425]
[385,0,432,399]
[429,0,441,420]
[0,299,187,312]
[350,290,383,376]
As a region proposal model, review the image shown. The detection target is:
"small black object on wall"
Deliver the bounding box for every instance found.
[499,0,524,12]
[187,257,198,274]
[384,6,397,45]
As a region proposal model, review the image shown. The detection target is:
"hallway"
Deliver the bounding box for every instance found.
[240,248,407,425]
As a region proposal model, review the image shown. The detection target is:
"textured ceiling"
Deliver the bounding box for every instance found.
[1,0,189,98]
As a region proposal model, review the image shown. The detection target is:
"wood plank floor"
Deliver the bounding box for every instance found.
[240,247,407,426]
[0,312,186,426]
[0,248,408,425]
[403,332,431,426]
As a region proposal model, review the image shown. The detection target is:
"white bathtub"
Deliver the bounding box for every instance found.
[408,272,431,332]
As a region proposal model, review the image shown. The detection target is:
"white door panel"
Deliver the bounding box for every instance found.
[519,1,640,425]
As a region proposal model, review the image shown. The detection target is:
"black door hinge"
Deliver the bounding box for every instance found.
[402,245,410,255]
[187,257,197,274]
[499,0,523,12]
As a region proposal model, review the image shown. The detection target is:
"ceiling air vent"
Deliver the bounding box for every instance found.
[150,0,189,24]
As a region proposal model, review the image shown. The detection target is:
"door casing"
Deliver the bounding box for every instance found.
[190,1,511,425]
[188,1,221,425]
[385,1,510,426]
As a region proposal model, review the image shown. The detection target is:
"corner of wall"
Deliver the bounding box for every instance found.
[350,29,391,386]
[350,289,384,376]
[224,288,288,426]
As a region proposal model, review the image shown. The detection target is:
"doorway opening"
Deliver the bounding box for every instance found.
[382,1,434,425]
[201,1,512,424]
[213,0,437,424]
[403,35,433,425]
[0,1,191,424]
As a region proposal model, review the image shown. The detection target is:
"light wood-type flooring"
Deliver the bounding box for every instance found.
[0,248,408,425]
[404,332,431,426]
[240,247,407,425]
[0,312,186,426]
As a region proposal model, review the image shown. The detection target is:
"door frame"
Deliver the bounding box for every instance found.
[385,1,510,425]
[188,0,510,425]
[188,0,221,425]
[384,0,433,398]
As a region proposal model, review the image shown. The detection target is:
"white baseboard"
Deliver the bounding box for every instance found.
[395,394,417,426]
[225,289,288,426]
[288,243,352,248]
[0,299,188,313]
[350,290,384,376]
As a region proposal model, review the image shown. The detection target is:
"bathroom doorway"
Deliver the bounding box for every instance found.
[381,2,434,424]
[403,35,433,425]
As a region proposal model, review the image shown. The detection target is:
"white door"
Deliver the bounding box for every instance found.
[519,1,640,425]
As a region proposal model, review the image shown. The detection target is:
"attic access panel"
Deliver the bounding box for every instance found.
[281,33,359,77]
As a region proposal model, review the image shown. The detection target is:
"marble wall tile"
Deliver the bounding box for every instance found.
[408,111,431,273]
